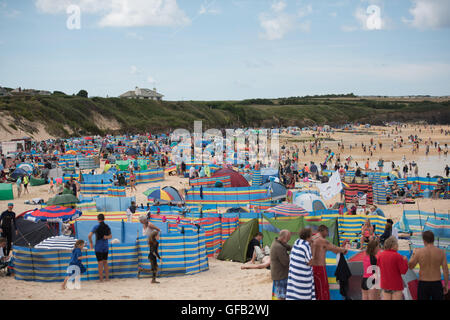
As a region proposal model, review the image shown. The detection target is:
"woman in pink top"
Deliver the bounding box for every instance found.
[361,239,381,300]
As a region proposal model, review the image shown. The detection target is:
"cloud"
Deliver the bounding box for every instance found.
[259,1,312,40]
[35,0,190,27]
[198,0,221,15]
[403,0,450,29]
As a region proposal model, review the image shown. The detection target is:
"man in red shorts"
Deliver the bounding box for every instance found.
[311,225,348,300]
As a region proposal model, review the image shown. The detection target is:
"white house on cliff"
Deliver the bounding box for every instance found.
[120,87,164,101]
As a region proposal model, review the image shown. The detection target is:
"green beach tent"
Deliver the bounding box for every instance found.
[47,194,80,207]
[217,219,259,263]
[0,184,14,201]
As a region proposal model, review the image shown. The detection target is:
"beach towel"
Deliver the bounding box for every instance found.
[286,239,316,300]
[335,253,352,300]
[313,265,330,300]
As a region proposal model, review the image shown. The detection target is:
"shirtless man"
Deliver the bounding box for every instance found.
[311,225,348,300]
[408,231,448,300]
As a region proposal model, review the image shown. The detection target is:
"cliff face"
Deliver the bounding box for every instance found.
[0,95,449,139]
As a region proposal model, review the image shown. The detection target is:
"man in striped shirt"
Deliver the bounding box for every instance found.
[286,228,315,300]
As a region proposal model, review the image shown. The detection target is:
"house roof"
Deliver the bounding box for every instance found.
[120,87,164,98]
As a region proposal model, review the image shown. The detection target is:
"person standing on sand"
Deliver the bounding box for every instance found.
[361,239,381,300]
[23,174,29,195]
[89,214,112,282]
[62,240,86,290]
[0,204,18,257]
[270,230,292,300]
[16,176,22,198]
[311,225,348,300]
[286,228,315,300]
[377,159,384,172]
[408,231,448,300]
[147,231,162,284]
[376,236,408,300]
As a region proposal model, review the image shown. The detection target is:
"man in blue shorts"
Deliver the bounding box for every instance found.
[89,214,112,282]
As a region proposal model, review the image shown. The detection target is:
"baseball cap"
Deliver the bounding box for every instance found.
[8,203,14,207]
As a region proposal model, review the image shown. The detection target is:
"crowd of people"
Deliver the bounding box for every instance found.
[245,227,449,300]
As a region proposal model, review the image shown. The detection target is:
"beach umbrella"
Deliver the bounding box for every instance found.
[46,194,80,207]
[24,206,82,223]
[144,186,184,203]
[34,235,78,250]
[144,187,174,202]
[10,168,28,180]
[65,150,77,155]
[266,204,308,217]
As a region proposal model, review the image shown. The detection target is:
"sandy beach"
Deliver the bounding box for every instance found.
[0,124,449,300]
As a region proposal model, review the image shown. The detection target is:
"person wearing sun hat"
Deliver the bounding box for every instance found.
[0,203,18,257]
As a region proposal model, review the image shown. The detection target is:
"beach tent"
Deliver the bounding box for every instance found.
[144,186,184,204]
[262,181,286,200]
[12,216,56,248]
[10,168,28,180]
[294,192,327,213]
[217,219,259,263]
[0,183,14,200]
[211,168,250,187]
[17,163,34,174]
[46,194,80,207]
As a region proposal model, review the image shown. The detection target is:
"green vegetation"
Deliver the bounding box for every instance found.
[0,95,449,138]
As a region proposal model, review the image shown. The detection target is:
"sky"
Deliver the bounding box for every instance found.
[0,0,449,100]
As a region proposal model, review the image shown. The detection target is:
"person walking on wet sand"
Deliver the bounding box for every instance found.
[408,231,448,300]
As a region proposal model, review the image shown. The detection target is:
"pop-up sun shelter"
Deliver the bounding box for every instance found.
[217,219,259,263]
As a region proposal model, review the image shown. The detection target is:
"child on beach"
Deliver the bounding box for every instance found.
[62,240,86,289]
[141,231,162,284]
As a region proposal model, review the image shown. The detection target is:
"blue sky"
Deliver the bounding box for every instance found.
[0,0,449,100]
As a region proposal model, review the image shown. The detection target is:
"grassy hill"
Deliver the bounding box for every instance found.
[0,94,449,138]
